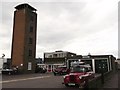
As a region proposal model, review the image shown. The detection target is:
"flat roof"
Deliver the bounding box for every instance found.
[15,3,37,11]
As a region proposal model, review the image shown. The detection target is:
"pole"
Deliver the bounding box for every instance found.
[101,62,104,84]
[1,54,5,69]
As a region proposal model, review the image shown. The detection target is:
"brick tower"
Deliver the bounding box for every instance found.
[11,3,37,73]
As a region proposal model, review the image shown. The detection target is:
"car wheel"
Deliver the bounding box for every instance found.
[79,85,84,88]
[54,73,56,76]
[65,84,69,87]
[8,72,11,75]
[60,72,63,75]
[75,84,80,87]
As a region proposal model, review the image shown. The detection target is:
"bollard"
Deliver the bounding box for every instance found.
[101,70,104,84]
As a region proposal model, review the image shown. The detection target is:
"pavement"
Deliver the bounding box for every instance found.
[102,70,119,89]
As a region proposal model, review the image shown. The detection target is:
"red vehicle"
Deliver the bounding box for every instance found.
[63,64,95,88]
[53,66,70,76]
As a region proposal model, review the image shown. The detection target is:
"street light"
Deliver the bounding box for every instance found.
[2,54,5,58]
[98,61,105,84]
[20,64,23,66]
[64,57,67,65]
[1,54,5,69]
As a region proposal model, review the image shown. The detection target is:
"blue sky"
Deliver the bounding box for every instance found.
[0,0,118,58]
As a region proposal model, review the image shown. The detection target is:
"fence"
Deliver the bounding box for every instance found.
[86,70,114,89]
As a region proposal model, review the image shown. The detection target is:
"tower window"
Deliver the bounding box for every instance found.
[29,50,32,56]
[31,15,34,21]
[29,37,33,44]
[30,26,33,33]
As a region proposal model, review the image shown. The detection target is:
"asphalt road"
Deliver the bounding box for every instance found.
[2,73,79,89]
[1,71,119,89]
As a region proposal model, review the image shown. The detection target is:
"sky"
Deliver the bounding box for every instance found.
[0,0,119,59]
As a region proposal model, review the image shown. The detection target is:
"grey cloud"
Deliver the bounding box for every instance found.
[35,1,117,58]
[2,2,16,23]
[37,31,75,48]
[1,1,118,58]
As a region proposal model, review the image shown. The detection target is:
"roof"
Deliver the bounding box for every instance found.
[44,51,76,55]
[15,3,37,11]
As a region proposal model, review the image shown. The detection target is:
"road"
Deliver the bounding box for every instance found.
[1,71,119,89]
[2,73,79,89]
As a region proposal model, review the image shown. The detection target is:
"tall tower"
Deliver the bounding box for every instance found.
[11,3,37,73]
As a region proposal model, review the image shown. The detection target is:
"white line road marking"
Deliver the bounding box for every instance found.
[0,76,50,84]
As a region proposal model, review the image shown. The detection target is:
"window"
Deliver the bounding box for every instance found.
[31,15,34,21]
[28,50,32,56]
[30,26,33,33]
[53,54,57,58]
[48,55,52,58]
[29,37,33,44]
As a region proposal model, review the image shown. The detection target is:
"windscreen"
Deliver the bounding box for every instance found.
[71,66,89,73]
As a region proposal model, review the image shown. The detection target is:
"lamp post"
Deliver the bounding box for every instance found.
[2,54,5,58]
[64,57,67,65]
[100,61,105,84]
[1,54,5,69]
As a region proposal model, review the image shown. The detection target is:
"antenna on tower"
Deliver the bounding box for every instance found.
[88,53,91,56]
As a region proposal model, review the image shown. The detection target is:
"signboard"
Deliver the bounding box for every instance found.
[0,58,3,69]
[82,55,90,59]
[3,58,7,63]
[28,62,32,70]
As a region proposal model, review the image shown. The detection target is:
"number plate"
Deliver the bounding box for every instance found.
[68,83,75,85]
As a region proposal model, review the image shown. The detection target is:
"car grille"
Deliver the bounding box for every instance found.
[70,75,75,82]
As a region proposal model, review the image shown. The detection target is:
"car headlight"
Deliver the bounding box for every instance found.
[79,76,82,79]
[63,75,69,79]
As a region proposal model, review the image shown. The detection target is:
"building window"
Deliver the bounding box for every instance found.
[58,54,60,57]
[29,50,32,56]
[53,54,57,58]
[48,55,52,58]
[30,26,33,33]
[29,37,33,44]
[31,15,34,21]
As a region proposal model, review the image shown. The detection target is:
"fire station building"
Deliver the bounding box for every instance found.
[44,51,116,73]
[44,50,77,72]
[78,55,116,73]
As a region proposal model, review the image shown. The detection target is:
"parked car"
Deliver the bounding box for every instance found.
[53,66,70,76]
[35,66,47,73]
[2,66,18,75]
[62,64,95,88]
